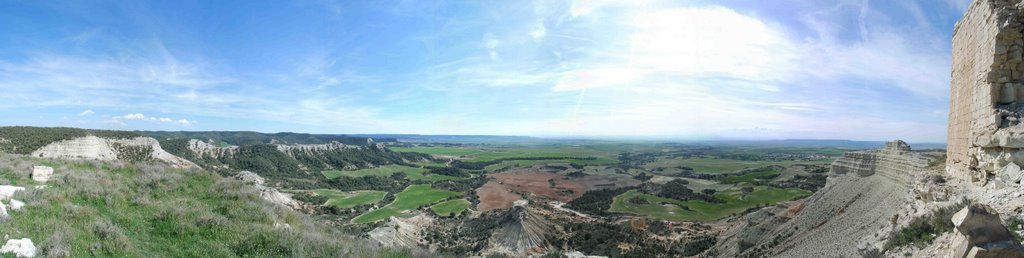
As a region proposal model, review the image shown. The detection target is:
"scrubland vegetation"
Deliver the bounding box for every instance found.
[0,154,413,257]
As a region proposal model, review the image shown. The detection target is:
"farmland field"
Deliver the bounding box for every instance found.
[319,190,387,208]
[430,199,470,217]
[609,186,812,221]
[321,165,466,181]
[643,157,834,174]
[286,189,387,209]
[351,184,460,223]
[392,146,618,163]
[390,146,484,156]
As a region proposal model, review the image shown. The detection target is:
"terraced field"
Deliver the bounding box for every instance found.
[430,199,470,217]
[609,186,812,221]
[322,165,466,181]
[351,184,460,223]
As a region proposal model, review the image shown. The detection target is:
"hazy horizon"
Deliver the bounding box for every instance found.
[1,0,970,142]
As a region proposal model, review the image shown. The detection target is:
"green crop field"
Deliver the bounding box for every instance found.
[430,199,470,217]
[483,157,619,171]
[321,165,465,181]
[391,146,618,163]
[609,186,812,221]
[311,190,386,208]
[720,169,783,184]
[389,146,484,156]
[351,184,460,223]
[644,157,833,174]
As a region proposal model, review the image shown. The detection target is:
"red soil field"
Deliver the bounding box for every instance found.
[475,169,641,212]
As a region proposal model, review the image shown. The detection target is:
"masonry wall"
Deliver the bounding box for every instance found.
[948,0,1024,182]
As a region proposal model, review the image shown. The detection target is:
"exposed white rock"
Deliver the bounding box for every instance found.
[29,136,195,168]
[232,172,298,209]
[234,171,265,185]
[9,199,24,211]
[947,204,1024,258]
[0,186,25,200]
[0,238,35,257]
[563,251,608,258]
[187,139,238,159]
[29,166,51,183]
[368,213,435,248]
[0,202,8,219]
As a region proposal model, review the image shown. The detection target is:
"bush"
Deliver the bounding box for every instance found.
[884,201,968,250]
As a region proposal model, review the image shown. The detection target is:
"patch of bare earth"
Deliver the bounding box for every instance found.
[476,181,523,212]
[475,169,640,212]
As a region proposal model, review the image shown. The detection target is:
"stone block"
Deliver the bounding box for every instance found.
[30,166,51,183]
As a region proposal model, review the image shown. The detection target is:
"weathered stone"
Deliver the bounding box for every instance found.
[948,0,1024,183]
[947,204,1024,258]
[0,238,34,257]
[0,202,8,220]
[9,199,24,211]
[997,163,1024,184]
[29,166,51,183]
[964,242,1024,258]
[952,204,1013,245]
[0,186,25,200]
[234,171,265,185]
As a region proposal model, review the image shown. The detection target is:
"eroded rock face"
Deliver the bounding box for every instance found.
[714,142,937,257]
[186,139,238,159]
[368,214,435,249]
[232,171,299,209]
[830,140,930,184]
[30,136,195,168]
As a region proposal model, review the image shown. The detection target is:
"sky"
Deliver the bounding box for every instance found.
[0,0,972,142]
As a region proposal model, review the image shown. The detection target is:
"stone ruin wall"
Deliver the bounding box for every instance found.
[831,140,930,187]
[948,0,1024,183]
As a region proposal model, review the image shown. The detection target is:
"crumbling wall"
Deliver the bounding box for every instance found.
[948,0,1024,183]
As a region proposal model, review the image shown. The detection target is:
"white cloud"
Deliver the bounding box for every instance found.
[79,109,94,116]
[120,113,145,120]
[175,119,191,126]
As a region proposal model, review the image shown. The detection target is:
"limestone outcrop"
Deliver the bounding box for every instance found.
[714,141,937,257]
[0,238,35,258]
[30,166,51,183]
[186,139,238,159]
[830,140,930,184]
[233,171,299,209]
[30,136,195,168]
[0,186,25,200]
[368,213,435,249]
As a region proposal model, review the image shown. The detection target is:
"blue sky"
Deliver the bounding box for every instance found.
[0,0,971,141]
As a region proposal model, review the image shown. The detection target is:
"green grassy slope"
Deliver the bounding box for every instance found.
[0,154,410,257]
